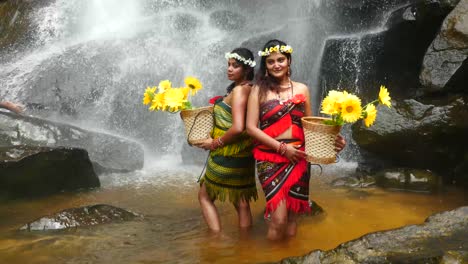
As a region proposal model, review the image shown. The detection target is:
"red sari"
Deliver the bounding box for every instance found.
[253,94,311,217]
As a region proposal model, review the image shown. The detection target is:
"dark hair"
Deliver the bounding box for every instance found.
[255,39,292,102]
[226,47,255,94]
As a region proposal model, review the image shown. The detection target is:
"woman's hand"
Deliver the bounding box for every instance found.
[334,134,346,152]
[284,145,306,164]
[0,101,23,114]
[193,138,214,151]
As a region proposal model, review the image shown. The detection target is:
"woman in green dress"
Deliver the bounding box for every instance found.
[193,48,257,232]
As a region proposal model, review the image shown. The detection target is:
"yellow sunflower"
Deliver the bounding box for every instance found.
[143,86,156,105]
[164,88,186,112]
[363,104,377,127]
[149,93,165,111]
[340,93,362,123]
[158,80,172,94]
[321,90,345,115]
[378,85,391,108]
[184,76,202,95]
[181,87,190,100]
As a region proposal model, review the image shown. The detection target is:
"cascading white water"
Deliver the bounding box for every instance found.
[0,0,408,170]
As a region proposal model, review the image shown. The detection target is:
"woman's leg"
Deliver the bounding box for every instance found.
[198,183,221,232]
[267,200,288,241]
[286,211,298,237]
[234,198,252,228]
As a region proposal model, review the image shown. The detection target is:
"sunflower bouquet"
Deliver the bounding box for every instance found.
[142,76,202,113]
[142,76,214,145]
[301,85,391,164]
[320,85,391,127]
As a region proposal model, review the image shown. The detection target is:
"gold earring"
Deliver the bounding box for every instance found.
[265,71,269,77]
[287,67,291,77]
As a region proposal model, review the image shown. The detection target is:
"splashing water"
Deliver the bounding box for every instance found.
[0,0,412,174]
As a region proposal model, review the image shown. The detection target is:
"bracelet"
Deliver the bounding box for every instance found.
[277,142,287,156]
[279,143,287,156]
[217,137,224,147]
[211,137,224,150]
[276,142,282,153]
[211,139,218,150]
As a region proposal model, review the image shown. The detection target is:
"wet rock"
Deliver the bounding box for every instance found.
[318,0,454,101]
[279,206,468,264]
[20,204,141,231]
[374,168,442,193]
[169,12,199,33]
[209,10,245,31]
[0,145,99,199]
[352,96,468,186]
[420,0,468,92]
[331,175,376,188]
[0,0,55,61]
[0,111,144,172]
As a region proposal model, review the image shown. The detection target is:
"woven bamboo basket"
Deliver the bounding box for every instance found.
[180,106,214,145]
[301,116,342,164]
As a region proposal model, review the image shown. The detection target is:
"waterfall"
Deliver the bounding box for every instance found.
[0,0,410,162]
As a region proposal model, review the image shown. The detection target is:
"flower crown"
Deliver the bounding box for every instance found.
[225,52,256,67]
[258,45,293,57]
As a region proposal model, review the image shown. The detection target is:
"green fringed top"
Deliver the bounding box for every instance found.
[210,100,253,157]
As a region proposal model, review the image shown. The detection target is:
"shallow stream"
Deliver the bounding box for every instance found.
[0,163,465,264]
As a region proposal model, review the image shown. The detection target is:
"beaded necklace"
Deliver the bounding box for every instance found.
[277,80,293,105]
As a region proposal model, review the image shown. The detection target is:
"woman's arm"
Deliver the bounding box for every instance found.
[193,84,249,150]
[217,84,250,144]
[246,86,288,154]
[246,86,282,150]
[246,85,306,163]
[302,84,313,117]
[0,101,22,114]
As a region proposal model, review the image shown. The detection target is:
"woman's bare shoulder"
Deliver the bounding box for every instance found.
[233,81,253,95]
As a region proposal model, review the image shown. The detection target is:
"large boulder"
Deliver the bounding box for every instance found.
[0,111,144,172]
[0,145,99,199]
[279,206,468,263]
[318,0,457,102]
[20,204,141,231]
[352,97,468,186]
[420,0,468,92]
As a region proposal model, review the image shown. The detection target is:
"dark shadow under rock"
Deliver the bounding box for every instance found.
[374,167,443,193]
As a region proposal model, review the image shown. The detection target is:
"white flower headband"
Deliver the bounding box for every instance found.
[225,52,256,67]
[258,45,293,57]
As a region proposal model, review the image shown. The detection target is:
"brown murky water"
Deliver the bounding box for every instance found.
[0,165,466,264]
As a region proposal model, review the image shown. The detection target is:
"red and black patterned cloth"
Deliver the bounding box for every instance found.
[253,95,311,217]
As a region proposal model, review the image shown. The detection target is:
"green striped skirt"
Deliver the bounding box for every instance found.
[200,154,257,204]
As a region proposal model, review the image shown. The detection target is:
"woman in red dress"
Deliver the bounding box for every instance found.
[246,39,345,240]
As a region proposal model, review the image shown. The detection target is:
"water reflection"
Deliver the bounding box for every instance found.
[0,168,466,264]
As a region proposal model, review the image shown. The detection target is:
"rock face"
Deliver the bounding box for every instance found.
[279,206,468,264]
[420,0,468,92]
[20,204,141,231]
[352,97,468,186]
[318,0,455,101]
[0,111,144,172]
[319,0,467,189]
[0,145,100,199]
